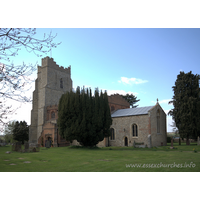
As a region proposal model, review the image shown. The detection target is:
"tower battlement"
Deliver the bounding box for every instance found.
[40,56,71,74]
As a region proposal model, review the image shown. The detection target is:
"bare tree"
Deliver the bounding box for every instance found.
[0,28,61,130]
[4,120,16,143]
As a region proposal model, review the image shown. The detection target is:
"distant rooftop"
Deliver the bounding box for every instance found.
[111,106,154,118]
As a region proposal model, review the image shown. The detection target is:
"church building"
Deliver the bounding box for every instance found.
[29,57,167,148]
[109,103,167,147]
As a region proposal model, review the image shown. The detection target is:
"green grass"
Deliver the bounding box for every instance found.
[0,143,200,172]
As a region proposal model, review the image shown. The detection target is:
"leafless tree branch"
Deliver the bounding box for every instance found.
[0,28,61,130]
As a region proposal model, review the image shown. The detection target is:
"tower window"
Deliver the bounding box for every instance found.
[60,78,63,89]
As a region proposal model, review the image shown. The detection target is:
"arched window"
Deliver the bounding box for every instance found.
[157,110,160,133]
[132,124,138,137]
[51,111,55,119]
[110,128,115,140]
[60,78,63,89]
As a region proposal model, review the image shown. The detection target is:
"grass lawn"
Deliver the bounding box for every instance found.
[0,143,200,172]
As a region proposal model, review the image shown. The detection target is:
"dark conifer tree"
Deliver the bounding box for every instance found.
[103,91,112,137]
[73,86,81,141]
[169,71,200,144]
[122,94,140,108]
[58,90,76,142]
[13,121,29,144]
[58,87,113,147]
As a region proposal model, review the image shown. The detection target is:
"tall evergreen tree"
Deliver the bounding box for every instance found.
[103,91,112,137]
[58,87,112,147]
[121,94,140,108]
[168,71,200,144]
[13,121,29,144]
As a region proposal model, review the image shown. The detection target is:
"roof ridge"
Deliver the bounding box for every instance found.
[128,105,154,109]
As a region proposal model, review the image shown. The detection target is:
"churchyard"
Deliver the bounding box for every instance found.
[0,143,200,172]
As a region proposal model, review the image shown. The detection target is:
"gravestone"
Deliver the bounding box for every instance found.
[36,144,40,152]
[179,138,181,145]
[148,135,152,148]
[186,139,190,145]
[198,136,200,146]
[24,142,29,152]
[16,142,22,152]
[46,140,51,148]
[12,142,22,152]
[170,138,174,149]
[133,140,135,148]
[12,143,16,151]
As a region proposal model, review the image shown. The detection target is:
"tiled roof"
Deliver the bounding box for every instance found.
[111,106,154,118]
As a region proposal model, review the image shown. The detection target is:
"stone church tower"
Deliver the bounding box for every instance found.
[29,57,72,145]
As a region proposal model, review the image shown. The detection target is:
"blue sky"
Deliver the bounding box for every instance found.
[2,28,200,132]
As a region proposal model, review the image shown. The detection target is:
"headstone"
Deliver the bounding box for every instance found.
[148,135,152,148]
[186,138,190,145]
[54,133,58,147]
[46,140,51,148]
[133,140,135,148]
[5,151,11,154]
[12,143,16,151]
[15,142,22,152]
[170,138,174,149]
[24,142,29,152]
[12,142,22,152]
[36,144,40,152]
[179,138,181,145]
